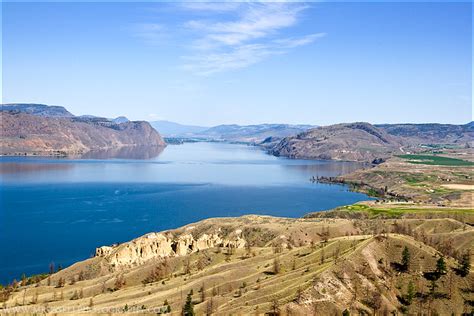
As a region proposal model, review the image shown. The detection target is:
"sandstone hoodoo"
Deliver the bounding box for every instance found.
[95,228,246,268]
[0,104,165,156]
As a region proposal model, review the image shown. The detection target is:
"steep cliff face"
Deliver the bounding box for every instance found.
[95,228,246,268]
[0,112,165,155]
[271,122,404,162]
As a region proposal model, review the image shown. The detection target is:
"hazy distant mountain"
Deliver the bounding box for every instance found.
[195,123,316,143]
[150,120,314,142]
[1,103,74,117]
[113,116,130,124]
[1,104,165,156]
[150,120,209,137]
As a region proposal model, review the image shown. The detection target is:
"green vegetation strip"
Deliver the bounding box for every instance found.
[398,154,474,166]
[341,204,474,217]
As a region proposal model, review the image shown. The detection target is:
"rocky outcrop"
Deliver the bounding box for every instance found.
[95,228,246,268]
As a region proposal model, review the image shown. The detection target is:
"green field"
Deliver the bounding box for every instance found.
[398,154,474,166]
[340,204,474,218]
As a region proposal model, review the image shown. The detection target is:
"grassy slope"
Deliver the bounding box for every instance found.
[1,216,473,315]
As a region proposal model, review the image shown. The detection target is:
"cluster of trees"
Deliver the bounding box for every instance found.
[143,259,170,284]
[394,245,472,314]
[182,290,195,315]
[393,221,469,263]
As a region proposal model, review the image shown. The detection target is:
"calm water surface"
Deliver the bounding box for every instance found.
[0,142,370,283]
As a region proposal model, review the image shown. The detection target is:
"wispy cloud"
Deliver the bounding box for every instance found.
[180,2,323,75]
[133,2,323,75]
[180,2,242,13]
[182,43,277,75]
[273,33,326,48]
[131,23,168,45]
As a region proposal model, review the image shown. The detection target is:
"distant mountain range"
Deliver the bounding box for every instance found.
[2,103,472,162]
[1,104,164,156]
[150,120,209,137]
[195,124,316,143]
[151,120,316,144]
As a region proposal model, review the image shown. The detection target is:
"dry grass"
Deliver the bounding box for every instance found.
[1,214,472,315]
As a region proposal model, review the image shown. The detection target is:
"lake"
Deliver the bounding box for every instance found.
[0,142,370,284]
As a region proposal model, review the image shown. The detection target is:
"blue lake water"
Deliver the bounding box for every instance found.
[0,142,370,284]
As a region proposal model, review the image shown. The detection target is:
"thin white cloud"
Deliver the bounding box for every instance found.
[180,2,323,75]
[185,3,307,48]
[180,2,243,13]
[131,23,168,45]
[273,32,326,48]
[182,44,280,75]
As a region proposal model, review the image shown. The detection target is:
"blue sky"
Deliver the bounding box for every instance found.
[2,1,472,125]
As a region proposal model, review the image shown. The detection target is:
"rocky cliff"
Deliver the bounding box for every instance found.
[271,122,404,162]
[0,112,165,155]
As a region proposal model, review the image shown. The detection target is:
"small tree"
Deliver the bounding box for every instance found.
[182,291,195,316]
[295,287,303,302]
[270,298,280,315]
[56,277,65,288]
[273,257,281,275]
[458,251,471,277]
[406,280,415,305]
[245,241,252,258]
[428,279,437,297]
[199,284,205,303]
[435,257,447,276]
[184,258,192,275]
[49,262,55,275]
[31,291,39,304]
[21,273,27,286]
[163,299,171,313]
[114,274,126,290]
[206,297,214,315]
[401,246,410,272]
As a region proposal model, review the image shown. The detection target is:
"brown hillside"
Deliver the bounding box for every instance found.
[271,122,404,162]
[0,112,165,155]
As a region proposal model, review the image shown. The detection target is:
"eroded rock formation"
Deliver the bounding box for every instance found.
[95,228,246,267]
